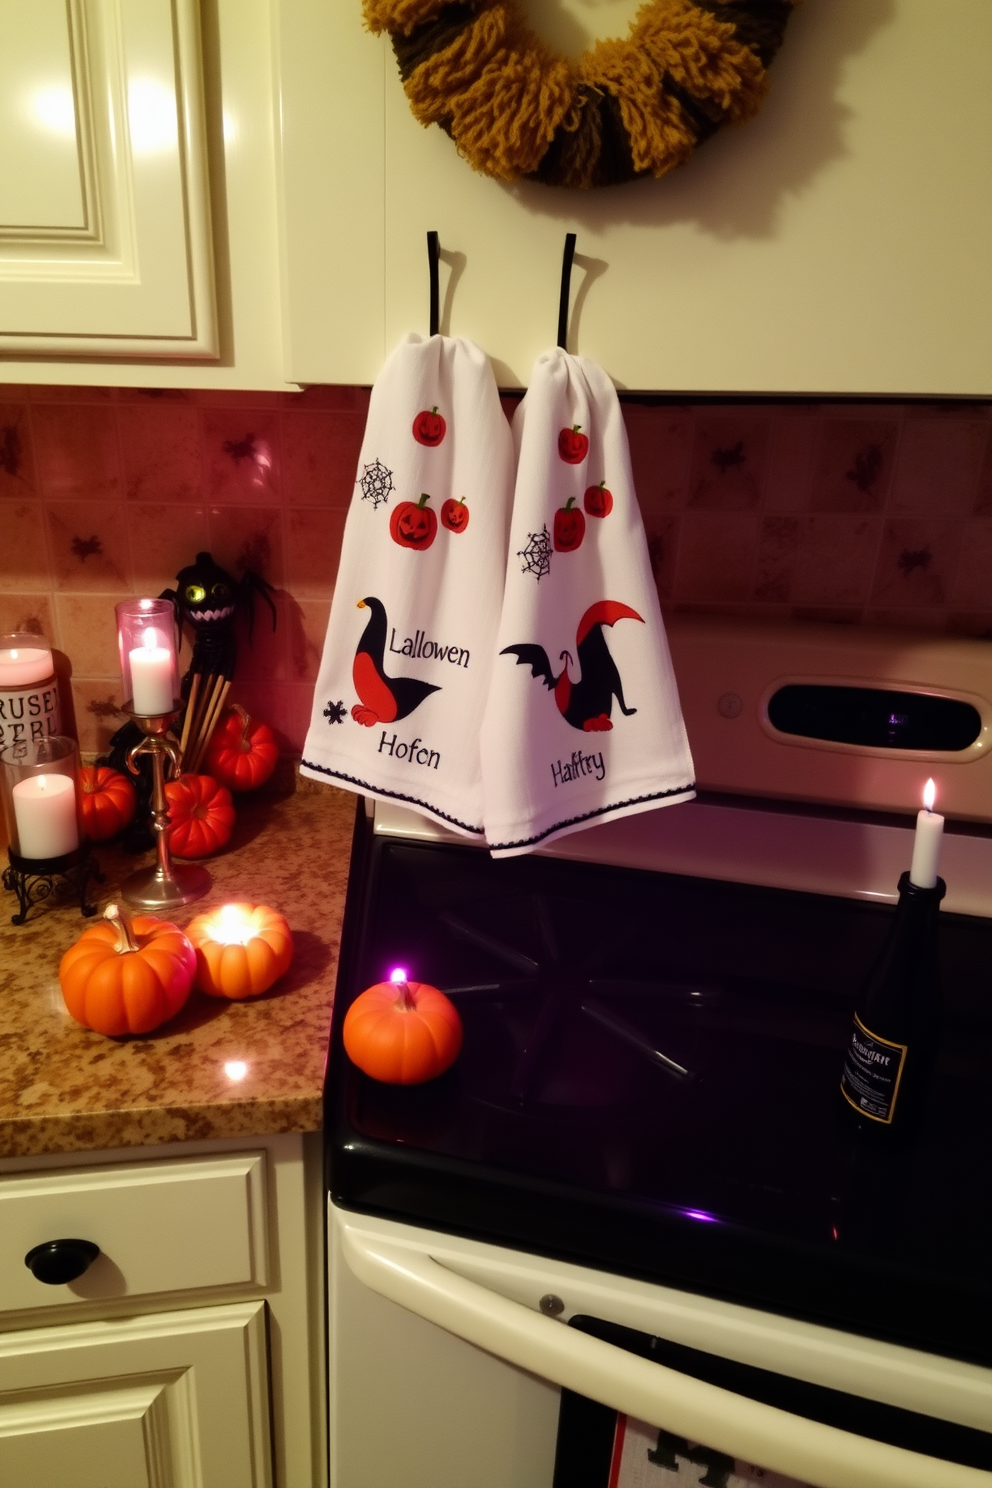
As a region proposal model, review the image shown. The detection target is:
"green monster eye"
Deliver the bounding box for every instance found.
[185,584,206,604]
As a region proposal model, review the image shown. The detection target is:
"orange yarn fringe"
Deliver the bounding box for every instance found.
[365,0,790,188]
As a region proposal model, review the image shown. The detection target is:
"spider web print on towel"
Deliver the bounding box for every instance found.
[518,524,553,581]
[358,458,395,509]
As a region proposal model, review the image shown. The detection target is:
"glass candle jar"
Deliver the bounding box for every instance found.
[0,632,62,752]
[0,736,81,861]
[116,598,179,716]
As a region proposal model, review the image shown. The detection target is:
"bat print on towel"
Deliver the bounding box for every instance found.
[501,600,643,733]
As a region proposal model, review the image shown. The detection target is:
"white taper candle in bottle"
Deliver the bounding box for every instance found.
[909,777,943,889]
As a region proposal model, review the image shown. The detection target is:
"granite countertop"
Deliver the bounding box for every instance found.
[0,780,357,1158]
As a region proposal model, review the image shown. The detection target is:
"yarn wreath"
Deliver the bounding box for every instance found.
[363,0,795,189]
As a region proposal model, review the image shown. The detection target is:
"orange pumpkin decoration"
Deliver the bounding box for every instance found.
[204,705,278,793]
[186,902,294,1000]
[165,773,235,858]
[343,978,462,1085]
[79,765,137,841]
[59,904,196,1036]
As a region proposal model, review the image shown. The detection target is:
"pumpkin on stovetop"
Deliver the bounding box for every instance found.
[164,773,235,858]
[343,978,462,1085]
[59,904,196,1036]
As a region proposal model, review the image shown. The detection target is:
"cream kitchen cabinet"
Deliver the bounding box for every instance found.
[0,1133,326,1488]
[0,0,291,390]
[277,0,992,394]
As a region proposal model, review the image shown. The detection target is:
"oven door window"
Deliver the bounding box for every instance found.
[553,1317,992,1488]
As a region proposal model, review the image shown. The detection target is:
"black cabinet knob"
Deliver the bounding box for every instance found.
[25,1238,101,1285]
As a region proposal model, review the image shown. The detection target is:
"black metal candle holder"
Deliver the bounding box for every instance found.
[2,843,103,925]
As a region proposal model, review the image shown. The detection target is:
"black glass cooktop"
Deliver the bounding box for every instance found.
[326,814,992,1367]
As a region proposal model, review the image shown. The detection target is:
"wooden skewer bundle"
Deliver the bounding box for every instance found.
[179,671,232,774]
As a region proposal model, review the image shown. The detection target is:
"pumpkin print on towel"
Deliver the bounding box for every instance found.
[301,333,514,837]
[390,492,438,549]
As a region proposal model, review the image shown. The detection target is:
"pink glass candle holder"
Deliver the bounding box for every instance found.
[116,599,179,717]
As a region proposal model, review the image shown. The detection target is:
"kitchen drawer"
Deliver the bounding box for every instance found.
[0,1153,268,1316]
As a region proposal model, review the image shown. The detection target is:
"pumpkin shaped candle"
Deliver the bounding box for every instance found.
[59,903,196,1036]
[343,972,462,1085]
[186,902,294,1000]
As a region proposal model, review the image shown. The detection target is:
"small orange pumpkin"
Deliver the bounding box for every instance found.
[59,904,196,1036]
[204,705,278,793]
[165,773,235,859]
[80,765,137,842]
[343,978,462,1085]
[186,902,294,1000]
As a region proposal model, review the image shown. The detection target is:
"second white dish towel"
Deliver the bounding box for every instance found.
[481,347,695,856]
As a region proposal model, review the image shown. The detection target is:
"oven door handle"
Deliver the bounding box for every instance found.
[341,1221,990,1488]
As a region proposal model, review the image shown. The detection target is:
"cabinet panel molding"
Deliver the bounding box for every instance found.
[0,1301,271,1487]
[0,0,219,359]
[0,1151,269,1313]
[278,0,992,394]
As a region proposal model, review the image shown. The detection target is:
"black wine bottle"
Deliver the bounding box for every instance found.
[840,870,945,1130]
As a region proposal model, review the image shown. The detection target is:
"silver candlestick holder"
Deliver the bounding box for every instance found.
[121,702,209,911]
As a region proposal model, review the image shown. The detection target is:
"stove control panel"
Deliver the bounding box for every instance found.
[667,617,992,822]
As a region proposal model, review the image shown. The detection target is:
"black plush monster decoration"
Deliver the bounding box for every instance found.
[100,554,277,853]
[167,551,277,687]
[162,552,277,773]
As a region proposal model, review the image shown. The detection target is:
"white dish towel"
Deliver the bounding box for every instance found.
[481,347,695,856]
[301,333,514,836]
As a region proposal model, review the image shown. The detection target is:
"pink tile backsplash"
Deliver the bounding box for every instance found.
[119,403,203,503]
[32,403,122,501]
[202,409,282,505]
[0,386,989,754]
[810,418,899,512]
[688,415,770,510]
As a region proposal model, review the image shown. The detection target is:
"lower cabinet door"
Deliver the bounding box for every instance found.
[0,1300,271,1488]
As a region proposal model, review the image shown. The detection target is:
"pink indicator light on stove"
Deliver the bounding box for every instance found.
[389,967,408,984]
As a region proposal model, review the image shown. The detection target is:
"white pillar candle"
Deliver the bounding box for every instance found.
[909,777,943,889]
[129,631,175,715]
[12,773,79,859]
[0,645,53,687]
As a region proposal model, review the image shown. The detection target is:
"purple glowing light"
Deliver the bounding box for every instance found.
[389,967,408,984]
[683,1208,718,1224]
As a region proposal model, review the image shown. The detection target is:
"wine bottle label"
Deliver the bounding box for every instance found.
[840,1014,907,1124]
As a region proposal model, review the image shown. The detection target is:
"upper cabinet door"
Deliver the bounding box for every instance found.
[277,0,992,394]
[0,0,217,359]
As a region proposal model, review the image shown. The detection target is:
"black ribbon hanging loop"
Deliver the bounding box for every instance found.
[427,231,440,337]
[557,233,577,350]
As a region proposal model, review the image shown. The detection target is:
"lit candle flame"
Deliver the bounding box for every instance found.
[224,1060,248,1082]
[923,778,936,812]
[212,904,254,946]
[141,628,163,651]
